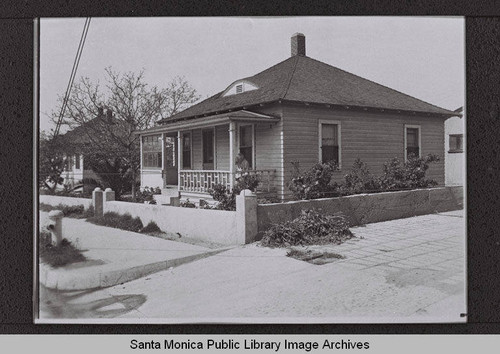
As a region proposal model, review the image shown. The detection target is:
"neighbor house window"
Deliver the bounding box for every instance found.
[142,134,162,168]
[239,125,254,168]
[182,132,192,168]
[319,121,341,167]
[449,134,464,153]
[405,125,421,160]
[236,84,243,94]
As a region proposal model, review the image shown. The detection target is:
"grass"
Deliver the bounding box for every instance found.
[86,212,144,232]
[39,235,86,268]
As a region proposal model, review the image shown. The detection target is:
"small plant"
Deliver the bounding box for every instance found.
[208,174,261,211]
[288,162,338,200]
[141,221,162,234]
[87,212,144,232]
[39,238,86,268]
[180,198,196,208]
[260,209,353,247]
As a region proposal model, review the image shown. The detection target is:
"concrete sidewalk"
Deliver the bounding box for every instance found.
[39,210,465,322]
[39,212,227,290]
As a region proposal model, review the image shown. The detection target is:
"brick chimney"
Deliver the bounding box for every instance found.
[291,33,306,56]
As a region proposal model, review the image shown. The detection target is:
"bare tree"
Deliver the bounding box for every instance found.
[51,67,200,197]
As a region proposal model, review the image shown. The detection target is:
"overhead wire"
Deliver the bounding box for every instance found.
[53,17,91,138]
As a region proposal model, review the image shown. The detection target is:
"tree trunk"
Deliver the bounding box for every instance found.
[131,167,136,199]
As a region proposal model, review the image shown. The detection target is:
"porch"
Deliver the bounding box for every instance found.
[139,110,282,201]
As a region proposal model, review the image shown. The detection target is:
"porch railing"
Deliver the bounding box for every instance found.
[179,169,276,194]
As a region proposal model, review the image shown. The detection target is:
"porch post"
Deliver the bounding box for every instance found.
[229,121,237,189]
[177,131,182,191]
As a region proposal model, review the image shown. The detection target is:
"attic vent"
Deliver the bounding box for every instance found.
[222,80,259,97]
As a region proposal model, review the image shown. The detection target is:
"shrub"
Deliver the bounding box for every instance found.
[209,174,261,211]
[288,162,338,200]
[39,238,86,268]
[39,203,88,218]
[379,154,439,191]
[87,212,144,232]
[120,187,157,204]
[260,209,353,247]
[341,158,380,195]
[141,221,162,234]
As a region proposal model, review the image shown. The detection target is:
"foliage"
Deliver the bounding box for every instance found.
[288,162,339,200]
[39,203,93,218]
[141,221,162,234]
[379,154,440,191]
[257,196,281,204]
[120,186,159,204]
[38,136,67,192]
[340,158,380,195]
[87,212,144,232]
[39,238,86,268]
[51,68,200,198]
[180,198,196,208]
[209,174,261,211]
[260,209,353,247]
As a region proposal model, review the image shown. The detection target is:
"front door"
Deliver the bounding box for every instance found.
[202,129,214,170]
[164,135,178,186]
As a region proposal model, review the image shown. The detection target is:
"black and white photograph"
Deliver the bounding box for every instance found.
[36,17,465,323]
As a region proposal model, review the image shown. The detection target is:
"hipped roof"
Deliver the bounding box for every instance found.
[158,55,459,125]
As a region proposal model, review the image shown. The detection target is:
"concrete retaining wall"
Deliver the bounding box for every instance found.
[257,186,464,237]
[39,195,93,209]
[104,201,239,245]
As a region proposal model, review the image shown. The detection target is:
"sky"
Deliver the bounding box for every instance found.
[40,17,465,133]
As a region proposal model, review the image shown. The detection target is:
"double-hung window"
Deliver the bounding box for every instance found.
[182,132,192,169]
[404,125,421,160]
[142,134,162,168]
[319,120,341,167]
[239,125,254,169]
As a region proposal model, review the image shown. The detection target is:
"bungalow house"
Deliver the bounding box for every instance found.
[137,33,461,202]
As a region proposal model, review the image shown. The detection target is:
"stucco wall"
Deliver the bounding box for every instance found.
[104,201,239,245]
[39,195,93,209]
[257,186,463,237]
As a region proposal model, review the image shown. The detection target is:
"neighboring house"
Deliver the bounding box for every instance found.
[445,107,465,186]
[137,33,461,201]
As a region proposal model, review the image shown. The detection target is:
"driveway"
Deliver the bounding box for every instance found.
[38,210,465,323]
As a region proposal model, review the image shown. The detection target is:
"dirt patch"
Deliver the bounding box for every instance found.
[287,248,345,265]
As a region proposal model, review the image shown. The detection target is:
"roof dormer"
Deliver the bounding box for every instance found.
[221,79,259,97]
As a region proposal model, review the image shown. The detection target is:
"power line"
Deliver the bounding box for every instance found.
[53,17,91,138]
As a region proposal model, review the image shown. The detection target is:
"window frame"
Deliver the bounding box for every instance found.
[141,134,163,169]
[448,134,464,153]
[404,124,421,161]
[318,119,342,169]
[238,123,255,169]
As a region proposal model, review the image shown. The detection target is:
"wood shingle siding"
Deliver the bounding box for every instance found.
[282,104,445,199]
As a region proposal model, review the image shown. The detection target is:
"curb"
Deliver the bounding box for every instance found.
[39,248,231,291]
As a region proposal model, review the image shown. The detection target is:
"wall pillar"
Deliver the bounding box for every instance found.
[236,189,258,244]
[92,187,103,217]
[103,188,115,213]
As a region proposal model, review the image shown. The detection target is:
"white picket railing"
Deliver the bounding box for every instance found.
[179,169,276,193]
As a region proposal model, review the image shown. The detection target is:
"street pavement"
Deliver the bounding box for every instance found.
[38,210,465,323]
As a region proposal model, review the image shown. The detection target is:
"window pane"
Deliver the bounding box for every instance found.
[240,147,253,169]
[406,128,419,147]
[240,126,252,147]
[449,134,463,152]
[322,146,339,164]
[203,130,214,163]
[75,154,80,169]
[322,124,338,146]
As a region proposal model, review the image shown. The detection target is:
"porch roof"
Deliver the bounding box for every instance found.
[135,110,280,135]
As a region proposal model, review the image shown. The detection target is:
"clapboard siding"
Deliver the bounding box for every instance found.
[282,104,446,199]
[216,124,230,170]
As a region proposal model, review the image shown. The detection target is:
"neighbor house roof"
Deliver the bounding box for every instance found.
[158,54,459,125]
